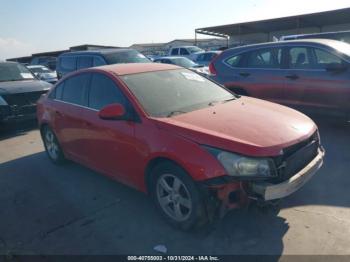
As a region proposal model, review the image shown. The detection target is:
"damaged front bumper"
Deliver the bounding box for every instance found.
[201,147,325,214]
[250,148,324,201]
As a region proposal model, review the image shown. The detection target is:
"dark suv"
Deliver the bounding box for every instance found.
[56,49,151,79]
[209,39,350,119]
[0,62,52,123]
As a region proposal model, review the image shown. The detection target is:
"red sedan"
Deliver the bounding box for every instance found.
[37,63,325,230]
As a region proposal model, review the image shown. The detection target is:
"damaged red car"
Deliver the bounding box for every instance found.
[37,63,325,230]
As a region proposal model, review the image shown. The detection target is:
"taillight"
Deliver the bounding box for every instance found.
[209,62,217,76]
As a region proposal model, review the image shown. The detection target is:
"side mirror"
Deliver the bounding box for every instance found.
[98,103,126,120]
[325,63,348,72]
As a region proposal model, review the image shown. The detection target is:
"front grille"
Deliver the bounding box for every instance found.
[2,91,46,107]
[2,91,47,116]
[272,132,320,183]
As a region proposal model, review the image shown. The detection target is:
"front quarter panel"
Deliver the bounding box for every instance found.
[133,118,227,192]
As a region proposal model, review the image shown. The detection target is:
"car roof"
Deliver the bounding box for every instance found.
[171,46,198,49]
[227,39,345,52]
[155,56,189,60]
[0,61,19,65]
[59,48,136,57]
[27,65,46,68]
[85,63,181,76]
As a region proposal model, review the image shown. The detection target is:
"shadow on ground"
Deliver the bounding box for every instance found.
[0,120,38,141]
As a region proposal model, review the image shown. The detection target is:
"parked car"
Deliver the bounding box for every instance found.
[27,65,58,84]
[193,51,221,66]
[154,56,201,68]
[56,49,151,79]
[209,39,350,119]
[154,56,208,75]
[168,46,204,61]
[0,62,52,123]
[37,63,324,230]
[30,56,57,71]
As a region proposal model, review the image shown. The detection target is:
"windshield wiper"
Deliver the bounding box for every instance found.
[166,110,187,117]
[208,97,236,106]
[222,97,237,103]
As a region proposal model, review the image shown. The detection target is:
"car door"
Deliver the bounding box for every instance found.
[225,47,287,103]
[80,72,137,185]
[293,46,350,112]
[282,46,316,107]
[50,73,90,162]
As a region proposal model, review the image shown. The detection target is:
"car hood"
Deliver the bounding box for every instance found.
[153,97,317,157]
[0,80,52,95]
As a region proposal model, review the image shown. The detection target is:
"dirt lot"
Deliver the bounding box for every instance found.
[0,118,349,256]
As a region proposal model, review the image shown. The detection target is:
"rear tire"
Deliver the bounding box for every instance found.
[41,125,65,165]
[150,161,208,231]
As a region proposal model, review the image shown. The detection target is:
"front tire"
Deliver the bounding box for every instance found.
[42,125,65,164]
[150,161,208,231]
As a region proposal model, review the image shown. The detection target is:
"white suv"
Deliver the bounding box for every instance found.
[168,46,204,61]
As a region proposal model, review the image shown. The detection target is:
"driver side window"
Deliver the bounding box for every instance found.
[313,48,344,69]
[88,73,126,110]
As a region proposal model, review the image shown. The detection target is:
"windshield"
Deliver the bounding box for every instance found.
[29,66,52,74]
[104,50,150,64]
[0,63,35,82]
[187,46,203,53]
[122,69,236,117]
[171,57,197,68]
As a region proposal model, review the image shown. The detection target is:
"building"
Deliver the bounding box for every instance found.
[7,44,120,64]
[129,43,167,56]
[195,7,350,47]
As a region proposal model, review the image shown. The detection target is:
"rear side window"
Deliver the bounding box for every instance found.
[60,56,76,71]
[171,48,178,55]
[245,48,282,68]
[88,73,126,110]
[180,48,189,55]
[288,47,311,69]
[62,73,90,106]
[77,56,93,69]
[225,54,243,68]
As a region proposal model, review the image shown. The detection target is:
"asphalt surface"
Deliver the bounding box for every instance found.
[0,117,349,256]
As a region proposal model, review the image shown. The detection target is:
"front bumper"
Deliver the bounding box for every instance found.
[250,148,325,201]
[0,104,37,123]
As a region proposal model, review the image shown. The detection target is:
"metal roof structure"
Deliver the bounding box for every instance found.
[196,7,350,39]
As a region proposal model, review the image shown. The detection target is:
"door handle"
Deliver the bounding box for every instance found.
[55,110,63,117]
[239,72,250,77]
[285,74,299,80]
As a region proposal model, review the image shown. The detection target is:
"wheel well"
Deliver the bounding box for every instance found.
[227,87,249,96]
[144,157,180,194]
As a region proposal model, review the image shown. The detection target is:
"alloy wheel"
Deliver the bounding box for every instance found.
[156,174,192,221]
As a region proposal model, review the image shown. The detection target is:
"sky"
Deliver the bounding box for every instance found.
[1,0,350,60]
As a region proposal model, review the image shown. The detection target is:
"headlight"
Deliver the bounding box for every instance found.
[203,146,277,178]
[0,95,7,106]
